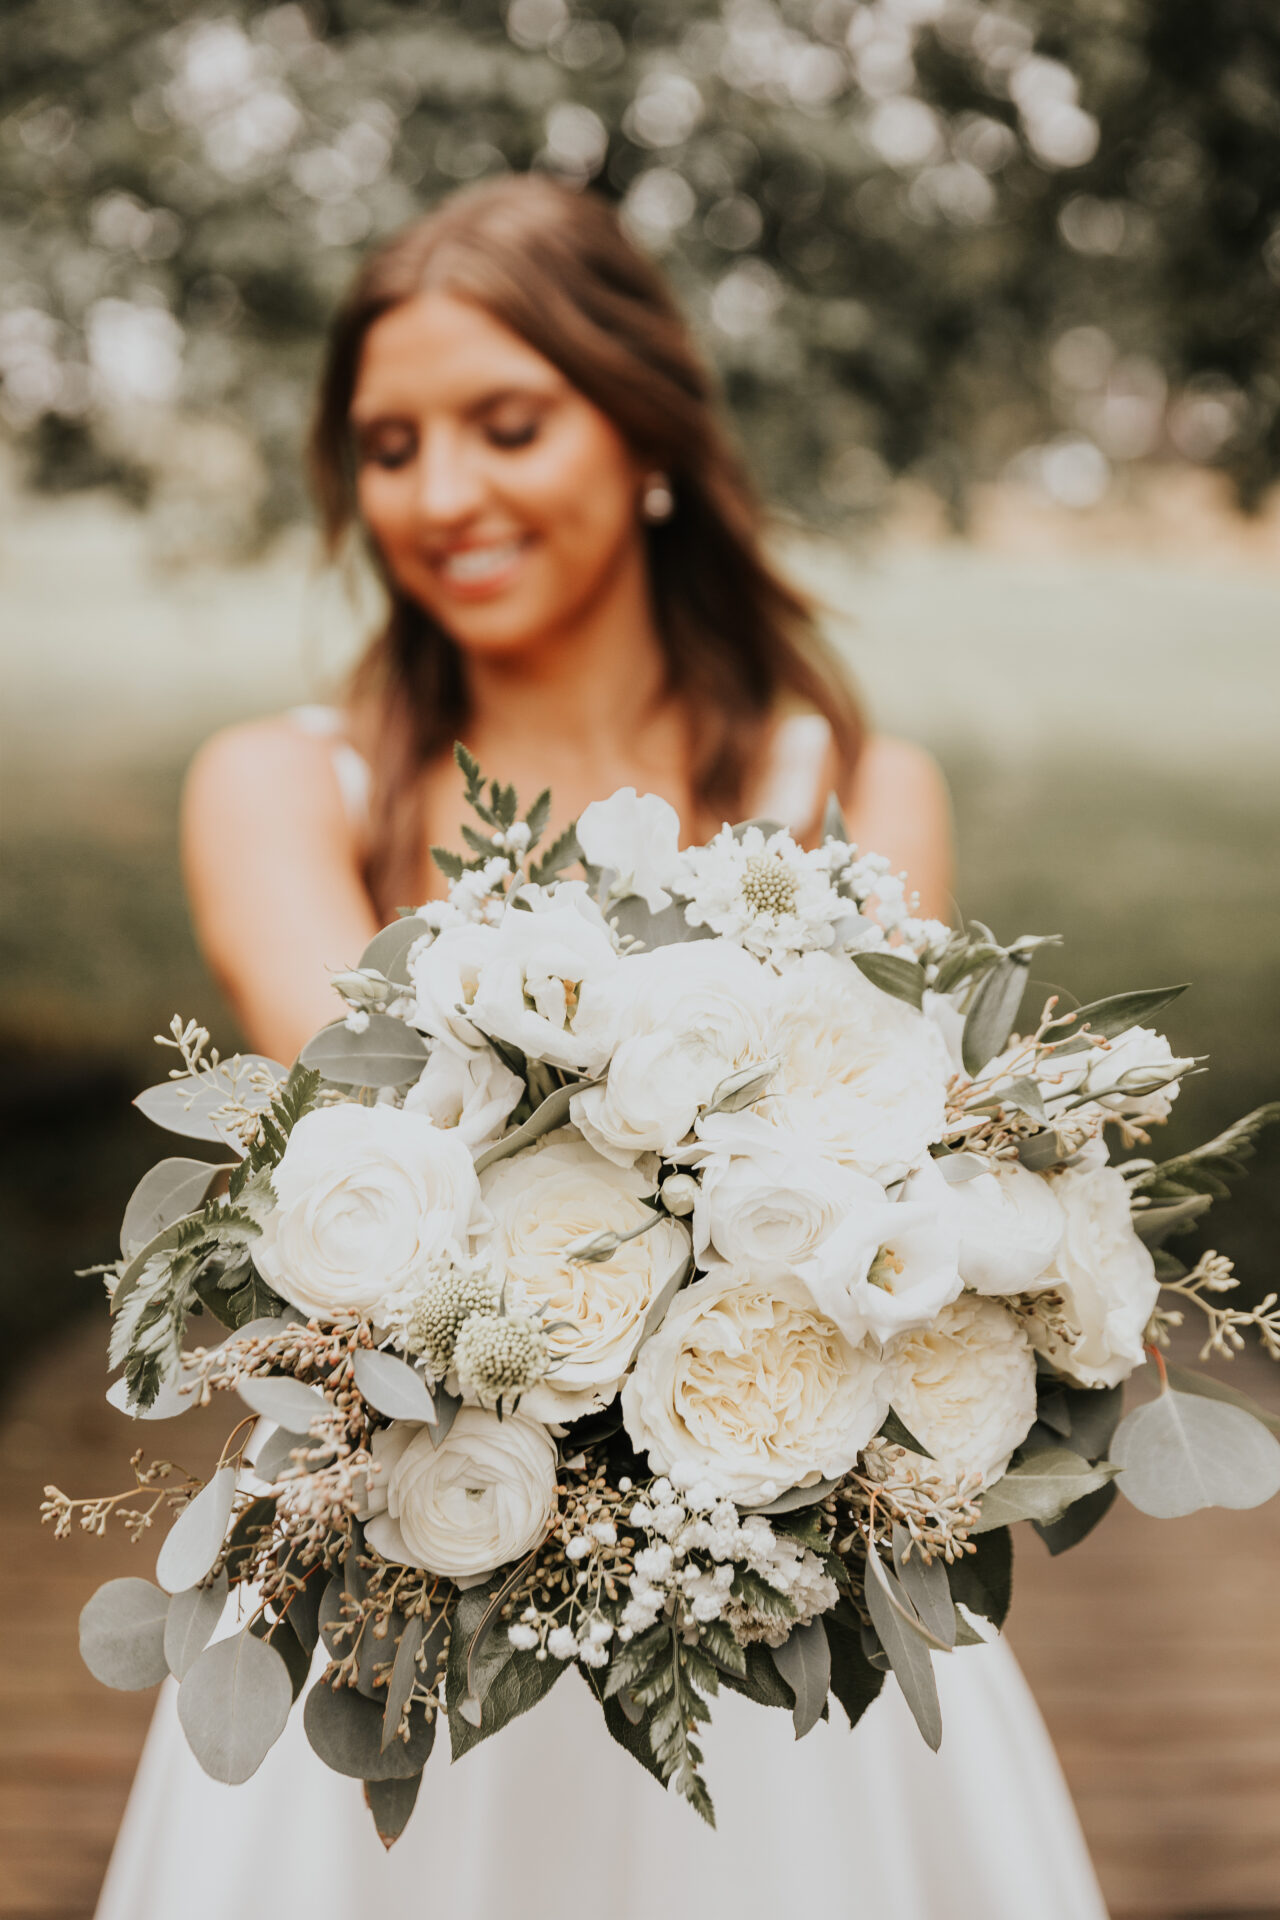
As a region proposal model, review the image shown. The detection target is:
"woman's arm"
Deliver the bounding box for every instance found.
[181,719,382,1064]
[840,733,955,924]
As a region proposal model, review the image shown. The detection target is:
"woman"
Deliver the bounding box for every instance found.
[97,176,1106,1920]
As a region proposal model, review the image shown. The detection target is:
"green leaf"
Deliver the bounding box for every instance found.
[878,1408,935,1459]
[823,1613,884,1730]
[718,1639,796,1710]
[962,955,1030,1076]
[1165,1363,1280,1436]
[1112,1389,1280,1518]
[381,1615,426,1752]
[472,1080,590,1174]
[862,1548,942,1750]
[1017,1129,1072,1172]
[946,1526,1012,1628]
[820,791,849,843]
[528,820,582,886]
[120,1158,231,1258]
[238,1374,332,1430]
[1046,984,1189,1043]
[177,1629,293,1783]
[749,1474,843,1515]
[80,1578,171,1690]
[359,917,428,986]
[448,1641,565,1760]
[364,1772,423,1849]
[155,1466,237,1595]
[1132,1194,1213,1247]
[1048,1382,1125,1463]
[851,950,925,1010]
[974,1449,1116,1531]
[892,1527,956,1649]
[770,1618,831,1738]
[250,1610,311,1700]
[352,1350,437,1425]
[303,1677,435,1780]
[221,1496,278,1584]
[523,787,552,845]
[133,1055,284,1145]
[431,846,466,882]
[1033,1480,1118,1555]
[1127,1102,1280,1198]
[163,1571,229,1680]
[299,1013,429,1087]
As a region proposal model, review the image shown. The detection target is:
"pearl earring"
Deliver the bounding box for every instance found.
[641,470,675,523]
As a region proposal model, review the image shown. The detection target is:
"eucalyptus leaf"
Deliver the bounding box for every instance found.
[304,1679,436,1780]
[862,1550,942,1750]
[851,951,925,1010]
[299,1014,428,1087]
[381,1615,426,1753]
[237,1376,332,1430]
[770,1619,831,1739]
[892,1526,955,1648]
[364,1772,423,1849]
[606,895,714,950]
[823,1612,884,1730]
[1111,1389,1280,1518]
[248,1425,307,1483]
[990,1076,1047,1125]
[1032,1480,1118,1555]
[749,1475,842,1515]
[106,1370,199,1422]
[945,1527,1012,1629]
[961,955,1029,1077]
[177,1629,293,1782]
[1047,983,1189,1042]
[638,1251,693,1345]
[134,1056,284,1144]
[352,1350,437,1425]
[1054,1382,1125,1462]
[163,1570,228,1680]
[430,1388,461,1447]
[80,1578,170,1690]
[359,917,429,986]
[121,1157,231,1257]
[1017,1130,1072,1173]
[973,1450,1116,1531]
[155,1466,237,1596]
[249,1611,311,1700]
[1165,1363,1280,1436]
[475,1080,593,1174]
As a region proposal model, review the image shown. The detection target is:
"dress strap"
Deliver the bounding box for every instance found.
[287,705,372,833]
[752,712,834,835]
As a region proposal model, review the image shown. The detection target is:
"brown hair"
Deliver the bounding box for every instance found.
[311,172,862,917]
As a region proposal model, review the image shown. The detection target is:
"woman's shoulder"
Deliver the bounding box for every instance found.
[847,731,948,809]
[183,707,367,840]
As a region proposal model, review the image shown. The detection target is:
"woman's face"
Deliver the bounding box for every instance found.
[350,290,648,656]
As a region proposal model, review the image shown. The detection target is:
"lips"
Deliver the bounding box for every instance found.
[433,536,533,591]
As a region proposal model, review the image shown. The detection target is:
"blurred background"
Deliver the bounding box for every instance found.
[2,3,1278,1916]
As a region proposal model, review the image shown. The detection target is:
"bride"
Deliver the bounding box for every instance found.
[96,175,1106,1920]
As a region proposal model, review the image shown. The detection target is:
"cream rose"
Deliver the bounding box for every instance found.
[1020,1148,1159,1388]
[762,952,950,1182]
[253,1105,484,1320]
[467,898,619,1073]
[903,1154,1065,1296]
[362,1410,557,1583]
[403,1036,523,1151]
[885,1294,1038,1487]
[479,1130,690,1422]
[622,1269,891,1504]
[693,1112,885,1276]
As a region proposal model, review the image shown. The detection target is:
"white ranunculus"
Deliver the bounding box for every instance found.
[479,1130,690,1422]
[403,1037,523,1152]
[796,1196,963,1344]
[253,1105,484,1320]
[467,899,619,1073]
[1020,1149,1159,1388]
[577,788,683,912]
[621,1268,891,1504]
[903,1153,1065,1296]
[692,1112,884,1276]
[408,924,499,1047]
[761,952,951,1182]
[362,1410,557,1583]
[885,1294,1038,1487]
[570,940,772,1165]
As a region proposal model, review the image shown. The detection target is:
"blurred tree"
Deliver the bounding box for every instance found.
[1,0,1278,552]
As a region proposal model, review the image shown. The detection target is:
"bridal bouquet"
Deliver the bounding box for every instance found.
[50,748,1280,1840]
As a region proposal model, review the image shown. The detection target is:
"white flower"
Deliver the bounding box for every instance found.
[903,1154,1065,1296]
[408,924,499,1047]
[691,1112,883,1275]
[796,1195,963,1343]
[362,1409,557,1583]
[885,1295,1038,1487]
[922,988,966,1074]
[570,940,772,1165]
[467,899,619,1073]
[478,1130,691,1422]
[1018,1148,1158,1388]
[1040,1025,1194,1125]
[253,1105,484,1321]
[678,822,847,960]
[577,788,683,912]
[759,952,951,1182]
[622,1268,891,1504]
[403,1036,523,1151]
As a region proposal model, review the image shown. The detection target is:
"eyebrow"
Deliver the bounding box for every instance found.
[350,383,559,428]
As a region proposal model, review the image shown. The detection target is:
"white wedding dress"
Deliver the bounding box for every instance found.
[95,710,1108,1920]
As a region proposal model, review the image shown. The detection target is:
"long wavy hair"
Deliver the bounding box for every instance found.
[311,172,862,917]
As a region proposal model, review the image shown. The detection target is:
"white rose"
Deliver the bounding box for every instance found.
[362,1410,557,1583]
[903,1153,1065,1296]
[408,924,499,1047]
[1020,1149,1158,1388]
[922,988,966,1074]
[570,940,772,1165]
[403,1037,523,1151]
[577,788,683,912]
[254,1105,484,1320]
[479,1130,690,1422]
[762,952,950,1182]
[467,900,618,1073]
[1038,1025,1194,1124]
[622,1268,891,1504]
[692,1112,884,1276]
[796,1196,963,1344]
[885,1295,1038,1487]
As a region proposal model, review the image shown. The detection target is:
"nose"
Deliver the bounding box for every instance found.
[414,424,485,526]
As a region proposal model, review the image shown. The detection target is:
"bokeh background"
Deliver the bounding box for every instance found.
[2,3,1279,1917]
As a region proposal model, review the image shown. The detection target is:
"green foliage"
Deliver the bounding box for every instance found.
[946,1527,1013,1629]
[1126,1102,1280,1217]
[605,1623,716,1824]
[227,1064,320,1200]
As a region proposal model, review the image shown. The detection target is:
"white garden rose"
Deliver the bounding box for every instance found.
[403,1036,523,1151]
[761,952,950,1182]
[903,1153,1065,1296]
[885,1294,1038,1487]
[1018,1147,1159,1388]
[570,940,772,1165]
[692,1112,884,1276]
[796,1196,963,1344]
[479,1131,690,1422]
[467,898,619,1073]
[254,1105,484,1320]
[576,787,683,912]
[362,1410,557,1583]
[622,1268,891,1504]
[408,923,499,1047]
